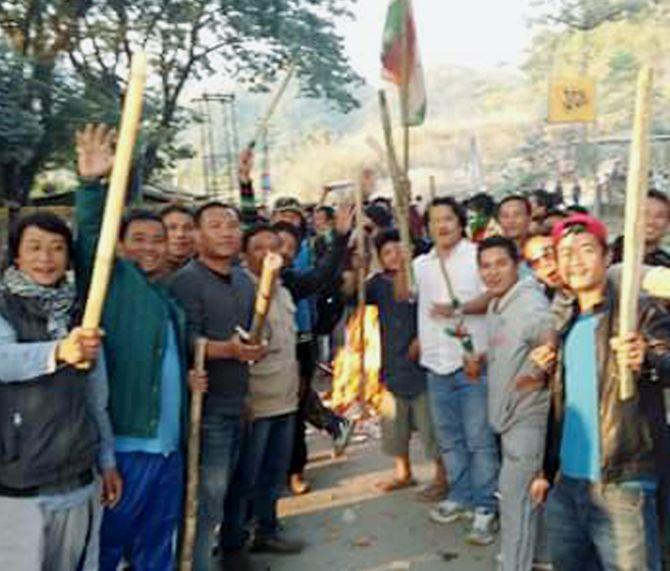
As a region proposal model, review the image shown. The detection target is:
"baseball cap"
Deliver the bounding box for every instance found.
[551,213,608,247]
[273,196,303,216]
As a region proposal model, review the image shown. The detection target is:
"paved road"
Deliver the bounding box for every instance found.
[254,426,498,571]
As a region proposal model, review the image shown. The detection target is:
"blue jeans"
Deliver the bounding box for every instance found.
[546,477,661,571]
[100,451,183,571]
[426,369,499,511]
[221,413,296,550]
[194,408,244,571]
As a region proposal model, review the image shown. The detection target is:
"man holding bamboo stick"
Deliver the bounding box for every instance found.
[220,224,305,561]
[170,201,266,571]
[529,215,670,570]
[414,197,499,546]
[74,125,195,571]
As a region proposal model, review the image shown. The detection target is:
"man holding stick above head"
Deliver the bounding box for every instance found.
[170,202,266,571]
[529,214,670,571]
[74,124,203,571]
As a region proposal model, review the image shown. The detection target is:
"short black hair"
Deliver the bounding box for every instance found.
[424,197,468,236]
[242,223,276,252]
[465,192,496,217]
[120,209,165,241]
[545,207,567,219]
[648,189,669,206]
[495,194,532,220]
[194,201,240,227]
[315,205,335,221]
[160,203,194,220]
[477,235,520,265]
[374,228,401,254]
[531,189,554,209]
[273,221,302,247]
[8,211,73,264]
[565,205,589,215]
[365,204,394,229]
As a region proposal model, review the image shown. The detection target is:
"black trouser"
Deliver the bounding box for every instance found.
[289,338,341,476]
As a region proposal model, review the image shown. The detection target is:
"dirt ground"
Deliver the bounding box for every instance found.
[254,424,499,571]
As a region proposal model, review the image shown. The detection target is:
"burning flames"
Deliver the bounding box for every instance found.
[331,306,385,415]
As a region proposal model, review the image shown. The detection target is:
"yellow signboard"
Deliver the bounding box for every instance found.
[548,76,597,123]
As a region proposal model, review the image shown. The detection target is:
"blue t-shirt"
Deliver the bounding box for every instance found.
[115,322,182,455]
[560,313,601,481]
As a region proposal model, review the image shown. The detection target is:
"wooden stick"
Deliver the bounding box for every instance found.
[81,52,148,332]
[379,89,413,297]
[249,63,296,149]
[400,0,411,172]
[249,252,284,344]
[619,65,653,401]
[429,175,436,201]
[355,180,367,405]
[179,338,208,571]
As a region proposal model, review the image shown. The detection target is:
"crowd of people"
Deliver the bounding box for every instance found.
[0,123,669,571]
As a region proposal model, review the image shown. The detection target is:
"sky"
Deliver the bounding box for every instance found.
[342,0,536,85]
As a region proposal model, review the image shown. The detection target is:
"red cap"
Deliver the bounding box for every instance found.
[551,213,608,247]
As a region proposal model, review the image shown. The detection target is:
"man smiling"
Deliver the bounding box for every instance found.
[531,214,670,571]
[477,235,554,570]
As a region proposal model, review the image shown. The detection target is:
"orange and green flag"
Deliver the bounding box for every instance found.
[381,0,426,127]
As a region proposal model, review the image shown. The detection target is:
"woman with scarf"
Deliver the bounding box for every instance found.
[0,212,120,571]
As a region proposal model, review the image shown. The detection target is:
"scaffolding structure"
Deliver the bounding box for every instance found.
[193,93,240,202]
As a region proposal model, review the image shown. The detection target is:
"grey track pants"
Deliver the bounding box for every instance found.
[498,421,546,571]
[0,485,100,571]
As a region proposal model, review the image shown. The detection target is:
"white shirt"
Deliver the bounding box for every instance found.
[413,240,488,375]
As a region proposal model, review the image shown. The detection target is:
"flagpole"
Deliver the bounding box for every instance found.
[400,0,410,176]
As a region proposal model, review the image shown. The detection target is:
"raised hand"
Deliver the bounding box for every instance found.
[239,148,254,184]
[334,202,355,236]
[76,124,116,179]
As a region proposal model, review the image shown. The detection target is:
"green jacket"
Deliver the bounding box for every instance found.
[75,182,187,439]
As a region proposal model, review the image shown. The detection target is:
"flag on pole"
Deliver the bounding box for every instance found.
[381,0,426,127]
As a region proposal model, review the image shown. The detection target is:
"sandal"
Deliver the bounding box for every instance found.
[416,481,449,502]
[375,477,418,493]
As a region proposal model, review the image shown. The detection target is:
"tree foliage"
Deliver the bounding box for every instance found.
[0,0,362,203]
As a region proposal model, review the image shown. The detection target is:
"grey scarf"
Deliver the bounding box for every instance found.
[2,266,76,339]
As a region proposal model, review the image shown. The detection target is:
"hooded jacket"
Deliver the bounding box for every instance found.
[486,278,554,433]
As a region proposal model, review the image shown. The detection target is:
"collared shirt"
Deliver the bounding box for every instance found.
[413,240,488,376]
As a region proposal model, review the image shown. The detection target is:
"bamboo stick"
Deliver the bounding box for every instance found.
[179,338,208,571]
[249,252,284,344]
[619,65,653,401]
[355,180,367,405]
[81,53,148,333]
[248,63,296,149]
[379,89,413,297]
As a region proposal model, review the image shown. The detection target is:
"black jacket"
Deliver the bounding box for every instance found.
[545,280,670,484]
[0,292,98,494]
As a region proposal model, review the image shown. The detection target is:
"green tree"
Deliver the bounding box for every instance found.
[0,0,362,202]
[0,45,43,202]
